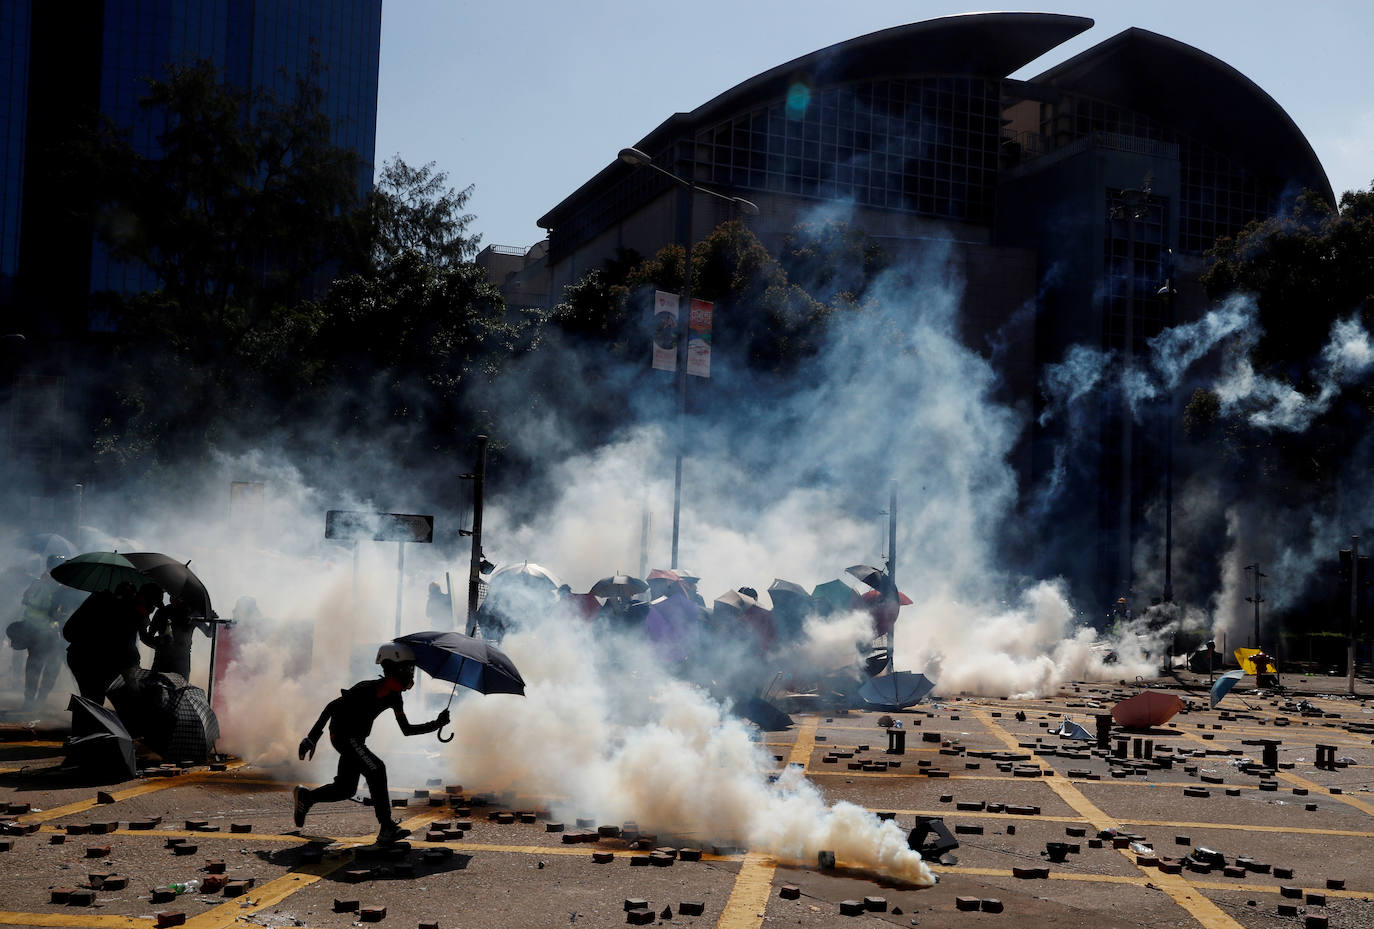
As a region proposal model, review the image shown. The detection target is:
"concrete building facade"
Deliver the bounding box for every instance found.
[532,13,1332,611]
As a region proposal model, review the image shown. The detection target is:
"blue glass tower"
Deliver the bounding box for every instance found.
[3,0,383,329]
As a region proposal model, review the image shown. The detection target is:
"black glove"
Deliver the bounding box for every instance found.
[298,737,316,761]
[435,709,451,727]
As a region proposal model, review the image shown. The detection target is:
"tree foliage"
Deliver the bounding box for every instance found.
[360,157,481,269]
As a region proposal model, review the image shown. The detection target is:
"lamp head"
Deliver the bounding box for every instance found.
[618,147,653,167]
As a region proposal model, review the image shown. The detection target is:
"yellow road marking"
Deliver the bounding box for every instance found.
[970,709,1247,929]
[184,858,350,929]
[16,762,250,825]
[707,719,816,929]
[786,716,818,771]
[0,914,152,928]
[715,852,776,929]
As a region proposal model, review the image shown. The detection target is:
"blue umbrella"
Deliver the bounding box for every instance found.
[1210,668,1246,708]
[394,630,526,742]
[1054,717,1093,740]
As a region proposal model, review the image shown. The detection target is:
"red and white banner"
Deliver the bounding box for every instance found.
[651,290,713,377]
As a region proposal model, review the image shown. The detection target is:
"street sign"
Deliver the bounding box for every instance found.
[325,510,434,544]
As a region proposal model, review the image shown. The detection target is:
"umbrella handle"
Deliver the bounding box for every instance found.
[435,681,458,743]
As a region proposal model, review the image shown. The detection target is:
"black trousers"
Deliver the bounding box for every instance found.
[303,734,391,826]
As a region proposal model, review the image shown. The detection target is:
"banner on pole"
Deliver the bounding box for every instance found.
[651,290,713,377]
[687,298,712,378]
[651,291,678,372]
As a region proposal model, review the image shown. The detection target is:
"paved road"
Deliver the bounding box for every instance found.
[1,674,1370,929]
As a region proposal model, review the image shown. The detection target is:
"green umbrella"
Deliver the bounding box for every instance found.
[50,551,144,593]
[811,579,864,615]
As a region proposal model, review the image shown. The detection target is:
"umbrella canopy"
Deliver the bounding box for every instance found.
[858,670,935,709]
[18,532,77,559]
[846,564,886,589]
[767,579,813,639]
[1054,717,1094,740]
[1210,669,1247,708]
[490,561,563,591]
[164,684,220,761]
[123,553,211,618]
[66,695,137,781]
[589,574,648,599]
[1233,648,1276,675]
[1111,690,1184,728]
[50,551,144,593]
[645,592,698,664]
[107,669,180,739]
[558,591,602,622]
[396,630,525,696]
[734,695,793,731]
[713,588,762,615]
[812,579,864,615]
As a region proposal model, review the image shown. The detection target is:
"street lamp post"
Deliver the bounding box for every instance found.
[617,146,758,569]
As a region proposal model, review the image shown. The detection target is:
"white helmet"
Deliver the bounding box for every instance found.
[376,642,416,665]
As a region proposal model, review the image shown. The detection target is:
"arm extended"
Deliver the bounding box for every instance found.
[299,695,342,760]
[393,705,450,737]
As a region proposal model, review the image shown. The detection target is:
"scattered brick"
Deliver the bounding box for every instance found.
[1307,892,1327,906]
[150,888,176,903]
[839,900,864,916]
[1277,904,1299,917]
[955,896,981,911]
[1280,885,1302,899]
[649,851,674,867]
[1013,866,1049,879]
[779,885,800,900]
[545,822,564,833]
[626,910,655,925]
[359,906,387,922]
[679,848,702,861]
[678,901,705,916]
[86,845,111,858]
[1326,878,1345,890]
[1305,916,1329,929]
[230,823,252,833]
[50,888,76,903]
[981,898,1004,913]
[173,844,198,856]
[334,899,360,912]
[343,869,372,883]
[154,912,185,928]
[1274,867,1294,879]
[592,851,614,863]
[629,855,650,867]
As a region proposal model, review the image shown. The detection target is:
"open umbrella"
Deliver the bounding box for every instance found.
[645,592,697,664]
[767,579,813,640]
[1233,648,1276,675]
[1210,668,1246,708]
[18,532,77,559]
[846,564,886,589]
[65,695,137,781]
[590,574,648,599]
[394,630,526,742]
[1111,690,1184,728]
[713,588,762,615]
[812,579,864,615]
[123,553,212,618]
[164,683,219,761]
[858,671,935,710]
[490,561,563,591]
[1054,717,1094,740]
[50,551,144,593]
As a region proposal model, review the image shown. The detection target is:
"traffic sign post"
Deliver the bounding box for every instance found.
[325,510,435,636]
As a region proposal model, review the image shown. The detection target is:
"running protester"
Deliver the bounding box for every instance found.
[293,643,449,844]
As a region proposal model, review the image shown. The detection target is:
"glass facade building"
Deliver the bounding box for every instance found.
[2,0,383,314]
[537,13,1333,613]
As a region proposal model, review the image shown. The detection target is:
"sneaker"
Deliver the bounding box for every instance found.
[376,820,411,845]
[292,785,311,829]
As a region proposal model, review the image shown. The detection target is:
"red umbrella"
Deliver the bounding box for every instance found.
[861,588,913,637]
[1111,690,1184,728]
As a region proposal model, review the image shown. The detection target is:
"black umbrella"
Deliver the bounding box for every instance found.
[589,574,648,599]
[124,553,212,618]
[394,630,526,742]
[846,564,886,590]
[66,695,137,781]
[107,669,179,739]
[165,684,219,762]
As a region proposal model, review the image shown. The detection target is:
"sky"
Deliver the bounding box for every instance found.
[373,2,1374,252]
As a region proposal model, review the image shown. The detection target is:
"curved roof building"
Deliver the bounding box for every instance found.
[531,13,1333,610]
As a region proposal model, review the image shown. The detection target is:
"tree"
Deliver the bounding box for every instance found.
[360,157,481,270]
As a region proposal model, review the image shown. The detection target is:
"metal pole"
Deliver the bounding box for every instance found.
[886,480,898,674]
[394,541,405,637]
[670,158,694,571]
[639,501,650,580]
[73,483,84,545]
[467,435,489,634]
[1350,536,1359,695]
